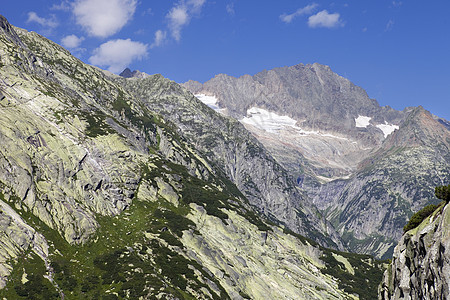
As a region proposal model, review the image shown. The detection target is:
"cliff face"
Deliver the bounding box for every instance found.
[379,202,450,299]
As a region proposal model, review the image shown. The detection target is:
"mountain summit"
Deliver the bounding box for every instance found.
[119,67,149,79]
[183,62,450,259]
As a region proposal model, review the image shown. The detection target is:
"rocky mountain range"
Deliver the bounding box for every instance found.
[183,64,450,259]
[0,14,393,299]
[1,12,449,299]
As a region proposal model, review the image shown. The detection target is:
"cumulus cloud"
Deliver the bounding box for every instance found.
[73,0,137,38]
[151,30,167,48]
[308,10,343,28]
[280,3,318,23]
[89,39,148,73]
[166,0,207,41]
[61,34,85,49]
[167,6,189,41]
[27,12,58,29]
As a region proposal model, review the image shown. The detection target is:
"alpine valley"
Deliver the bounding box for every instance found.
[183,63,450,260]
[0,14,449,300]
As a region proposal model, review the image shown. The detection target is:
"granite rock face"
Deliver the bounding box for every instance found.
[379,202,450,299]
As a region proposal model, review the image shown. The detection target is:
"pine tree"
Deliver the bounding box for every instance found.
[435,184,450,202]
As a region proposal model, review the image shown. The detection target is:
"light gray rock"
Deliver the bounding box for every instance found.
[379,202,450,299]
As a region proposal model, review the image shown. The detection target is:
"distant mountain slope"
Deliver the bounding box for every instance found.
[183,63,405,179]
[0,14,387,299]
[183,63,450,259]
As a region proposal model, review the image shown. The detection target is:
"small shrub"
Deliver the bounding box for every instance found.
[403,204,438,232]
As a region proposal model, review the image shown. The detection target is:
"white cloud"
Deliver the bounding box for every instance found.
[61,34,85,49]
[392,1,402,7]
[51,1,71,11]
[27,12,58,28]
[167,6,189,41]
[188,0,206,11]
[385,20,394,31]
[280,3,318,23]
[72,0,137,38]
[308,10,343,28]
[166,0,207,41]
[89,39,148,73]
[151,30,167,48]
[226,3,235,16]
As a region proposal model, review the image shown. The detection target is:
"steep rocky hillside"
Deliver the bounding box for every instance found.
[0,15,386,299]
[183,64,450,259]
[115,74,343,250]
[379,201,450,299]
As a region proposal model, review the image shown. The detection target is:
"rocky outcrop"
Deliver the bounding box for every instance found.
[379,202,450,299]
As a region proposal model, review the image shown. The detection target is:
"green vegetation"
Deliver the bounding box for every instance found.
[435,184,450,202]
[403,203,441,232]
[112,91,157,133]
[84,112,114,137]
[6,252,59,300]
[320,249,387,300]
[402,184,449,233]
[0,187,228,299]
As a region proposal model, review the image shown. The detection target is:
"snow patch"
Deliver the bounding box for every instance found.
[316,174,351,183]
[355,115,371,128]
[241,107,297,133]
[240,107,351,141]
[195,94,221,111]
[376,123,399,138]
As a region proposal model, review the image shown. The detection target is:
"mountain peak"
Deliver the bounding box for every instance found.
[0,14,24,47]
[119,68,149,79]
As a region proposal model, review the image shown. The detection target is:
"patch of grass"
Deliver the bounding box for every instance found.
[319,248,387,300]
[84,112,114,137]
[0,252,59,300]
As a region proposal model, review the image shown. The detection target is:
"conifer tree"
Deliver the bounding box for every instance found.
[435,184,450,202]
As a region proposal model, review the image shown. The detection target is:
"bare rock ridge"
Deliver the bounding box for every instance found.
[119,67,149,79]
[182,63,450,259]
[0,14,386,299]
[379,201,450,299]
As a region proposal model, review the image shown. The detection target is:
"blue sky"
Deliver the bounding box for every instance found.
[2,1,449,120]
